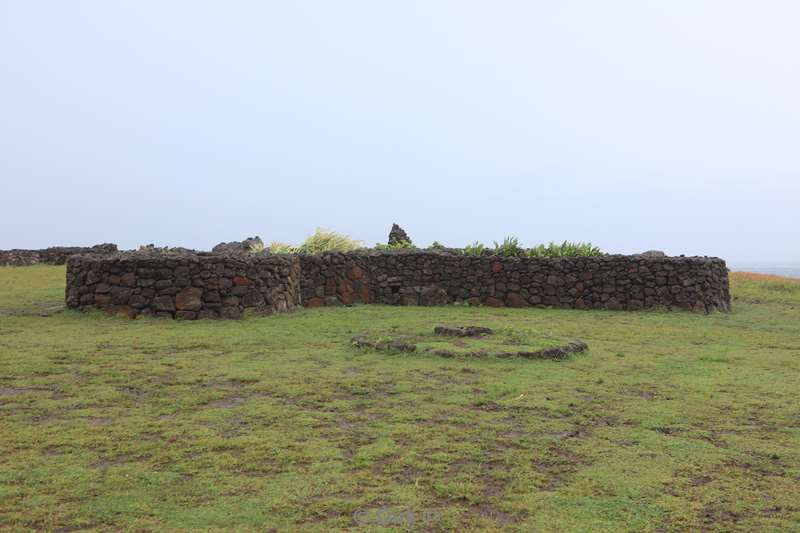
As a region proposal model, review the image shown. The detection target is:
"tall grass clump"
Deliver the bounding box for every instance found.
[492,236,526,257]
[461,242,486,256]
[268,242,297,254]
[527,241,603,257]
[248,241,266,253]
[297,228,363,254]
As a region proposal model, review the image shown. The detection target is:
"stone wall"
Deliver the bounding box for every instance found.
[66,251,730,318]
[66,252,301,319]
[0,244,117,266]
[300,252,730,313]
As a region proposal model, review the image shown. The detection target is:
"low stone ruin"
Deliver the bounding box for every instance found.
[65,248,732,318]
[298,252,731,313]
[504,340,589,360]
[0,244,117,267]
[433,326,494,337]
[351,335,417,353]
[350,328,589,361]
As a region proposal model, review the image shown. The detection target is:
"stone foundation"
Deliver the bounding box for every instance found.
[300,252,730,313]
[0,244,117,266]
[66,252,301,319]
[66,251,730,318]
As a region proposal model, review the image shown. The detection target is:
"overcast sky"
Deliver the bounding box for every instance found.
[1,1,798,264]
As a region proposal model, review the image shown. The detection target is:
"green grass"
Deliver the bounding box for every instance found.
[1,266,799,532]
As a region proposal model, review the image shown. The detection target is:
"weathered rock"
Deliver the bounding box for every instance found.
[483,296,505,307]
[176,287,203,311]
[212,236,264,255]
[388,223,412,245]
[434,326,494,337]
[351,335,416,353]
[517,340,589,360]
[639,250,667,258]
[419,286,449,306]
[153,295,176,312]
[306,297,324,308]
[506,293,527,307]
[399,287,419,306]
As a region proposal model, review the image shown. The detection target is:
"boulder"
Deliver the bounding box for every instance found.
[212,236,264,255]
[639,250,667,258]
[176,287,203,311]
[419,286,449,306]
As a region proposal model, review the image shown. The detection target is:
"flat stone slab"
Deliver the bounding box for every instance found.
[351,335,417,353]
[500,340,589,360]
[433,326,494,337]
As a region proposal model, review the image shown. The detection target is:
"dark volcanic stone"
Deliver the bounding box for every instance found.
[434,326,494,337]
[518,340,589,360]
[212,236,264,255]
[639,250,667,258]
[65,249,730,320]
[175,287,203,311]
[388,223,411,245]
[351,335,417,353]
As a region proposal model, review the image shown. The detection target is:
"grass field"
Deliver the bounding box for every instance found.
[1,266,799,532]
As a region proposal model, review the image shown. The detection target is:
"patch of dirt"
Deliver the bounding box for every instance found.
[463,504,521,526]
[476,401,505,412]
[335,415,355,431]
[206,396,247,408]
[479,459,507,498]
[723,456,787,478]
[692,475,713,486]
[53,524,101,533]
[42,445,64,456]
[698,432,729,448]
[534,444,587,491]
[653,426,685,436]
[117,386,149,401]
[219,416,250,438]
[94,454,137,470]
[699,502,750,529]
[0,387,36,396]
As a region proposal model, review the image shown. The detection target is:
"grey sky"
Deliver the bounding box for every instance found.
[1,1,798,263]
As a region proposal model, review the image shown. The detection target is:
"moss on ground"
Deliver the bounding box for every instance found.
[1,266,799,531]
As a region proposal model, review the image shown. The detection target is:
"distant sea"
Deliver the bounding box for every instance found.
[728,264,800,278]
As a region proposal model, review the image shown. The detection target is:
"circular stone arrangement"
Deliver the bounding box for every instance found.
[351,325,589,360]
[66,250,731,319]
